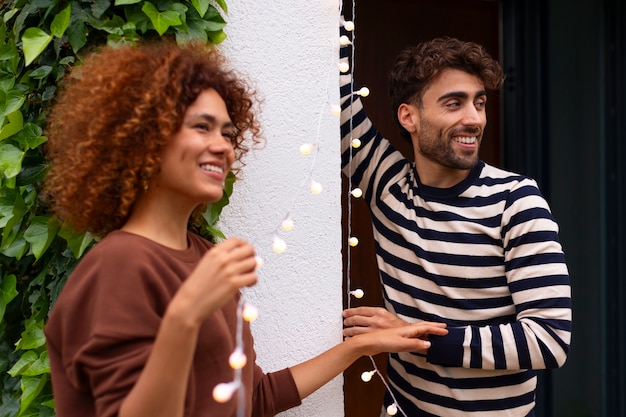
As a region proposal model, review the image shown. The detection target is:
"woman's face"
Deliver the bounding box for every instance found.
[154,88,236,208]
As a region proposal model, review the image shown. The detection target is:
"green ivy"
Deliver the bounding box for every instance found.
[0,1,230,415]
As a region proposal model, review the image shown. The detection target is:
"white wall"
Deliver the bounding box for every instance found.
[219,1,344,416]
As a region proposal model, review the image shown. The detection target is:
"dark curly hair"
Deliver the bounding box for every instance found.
[389,37,504,140]
[44,40,262,237]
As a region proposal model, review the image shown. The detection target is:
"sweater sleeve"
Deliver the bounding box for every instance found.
[427,178,572,370]
[45,241,173,417]
[251,366,301,417]
[339,43,406,203]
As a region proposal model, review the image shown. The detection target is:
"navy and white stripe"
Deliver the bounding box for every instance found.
[341,73,571,416]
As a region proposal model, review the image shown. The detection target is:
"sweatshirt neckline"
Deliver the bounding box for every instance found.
[107,230,206,263]
[414,160,484,199]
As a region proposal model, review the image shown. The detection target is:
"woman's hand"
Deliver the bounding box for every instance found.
[354,321,448,356]
[171,237,258,327]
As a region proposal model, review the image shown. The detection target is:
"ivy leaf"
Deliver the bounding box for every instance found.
[50,4,71,38]
[8,351,38,377]
[204,171,235,226]
[66,20,87,53]
[21,28,53,66]
[214,0,228,13]
[191,0,210,16]
[0,90,26,119]
[59,225,94,258]
[24,216,60,260]
[28,65,53,80]
[11,350,50,377]
[91,0,112,19]
[15,319,46,350]
[0,142,25,179]
[142,2,183,36]
[0,274,18,324]
[11,123,47,150]
[17,374,48,417]
[115,0,142,5]
[0,190,26,252]
[0,111,24,142]
[1,235,28,259]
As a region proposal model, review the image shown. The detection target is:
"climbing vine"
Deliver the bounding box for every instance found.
[0,1,230,415]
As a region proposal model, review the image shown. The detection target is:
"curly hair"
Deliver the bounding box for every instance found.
[44,40,262,237]
[388,37,504,140]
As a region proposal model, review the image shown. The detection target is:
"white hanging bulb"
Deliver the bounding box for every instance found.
[330,103,342,116]
[343,20,355,31]
[242,302,259,322]
[212,381,240,403]
[348,236,359,247]
[350,288,364,299]
[350,187,363,198]
[339,35,352,46]
[351,138,362,148]
[310,180,323,194]
[361,370,375,382]
[281,216,294,232]
[338,61,350,73]
[357,87,370,97]
[228,347,247,369]
[272,236,287,254]
[300,143,313,155]
[386,403,398,416]
[254,255,264,270]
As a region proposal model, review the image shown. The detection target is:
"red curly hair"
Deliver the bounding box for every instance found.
[44,40,261,237]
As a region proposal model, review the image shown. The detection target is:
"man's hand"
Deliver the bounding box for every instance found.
[343,306,409,337]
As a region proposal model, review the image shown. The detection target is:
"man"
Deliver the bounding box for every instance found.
[340,36,571,417]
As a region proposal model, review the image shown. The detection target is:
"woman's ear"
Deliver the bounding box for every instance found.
[397,103,419,135]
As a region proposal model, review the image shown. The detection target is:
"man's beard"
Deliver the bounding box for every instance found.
[416,117,481,170]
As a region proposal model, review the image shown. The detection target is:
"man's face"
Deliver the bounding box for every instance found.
[414,68,487,170]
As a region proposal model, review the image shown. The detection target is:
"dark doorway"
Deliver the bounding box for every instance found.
[340,1,501,416]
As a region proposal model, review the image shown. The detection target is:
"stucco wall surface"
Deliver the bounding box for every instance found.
[219,1,344,416]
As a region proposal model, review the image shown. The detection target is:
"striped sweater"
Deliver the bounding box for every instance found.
[340,75,571,417]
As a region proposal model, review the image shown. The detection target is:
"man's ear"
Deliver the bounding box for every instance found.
[397,103,419,134]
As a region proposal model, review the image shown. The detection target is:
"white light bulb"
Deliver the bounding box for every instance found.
[330,104,342,115]
[338,62,350,73]
[343,20,355,31]
[350,288,364,299]
[339,35,352,46]
[386,403,398,416]
[358,87,370,97]
[272,236,287,254]
[212,381,239,403]
[351,138,361,148]
[350,187,363,198]
[310,180,323,194]
[281,216,294,232]
[348,236,359,247]
[254,255,264,270]
[361,370,375,382]
[242,303,259,322]
[229,348,247,369]
[300,143,313,155]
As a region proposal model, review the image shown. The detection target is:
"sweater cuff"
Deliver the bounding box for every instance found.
[426,327,465,367]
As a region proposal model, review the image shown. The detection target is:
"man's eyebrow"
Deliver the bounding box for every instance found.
[437,90,488,102]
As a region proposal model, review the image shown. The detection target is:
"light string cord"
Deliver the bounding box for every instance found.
[213,5,410,416]
[341,2,407,416]
[235,297,245,417]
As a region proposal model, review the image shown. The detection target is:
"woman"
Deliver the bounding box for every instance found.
[43,40,448,417]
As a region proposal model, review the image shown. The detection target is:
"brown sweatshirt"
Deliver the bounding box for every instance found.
[45,230,301,417]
